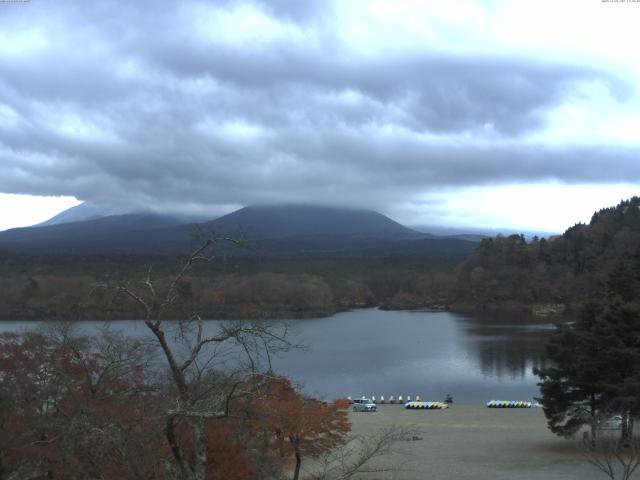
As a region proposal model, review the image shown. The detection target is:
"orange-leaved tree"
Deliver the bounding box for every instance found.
[0,329,164,479]
[245,376,351,480]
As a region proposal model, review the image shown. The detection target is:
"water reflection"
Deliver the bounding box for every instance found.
[455,313,553,380]
[0,308,558,404]
[269,309,557,403]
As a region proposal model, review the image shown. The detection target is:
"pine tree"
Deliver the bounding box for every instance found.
[536,252,640,443]
[594,260,640,442]
[534,315,607,441]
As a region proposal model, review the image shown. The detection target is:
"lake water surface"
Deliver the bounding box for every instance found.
[0,308,554,404]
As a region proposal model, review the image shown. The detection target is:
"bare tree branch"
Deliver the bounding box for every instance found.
[309,425,422,480]
[583,434,640,480]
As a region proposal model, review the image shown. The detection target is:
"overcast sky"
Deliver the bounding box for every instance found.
[1,0,639,232]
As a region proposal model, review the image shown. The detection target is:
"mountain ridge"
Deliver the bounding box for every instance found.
[206,204,422,240]
[0,204,478,259]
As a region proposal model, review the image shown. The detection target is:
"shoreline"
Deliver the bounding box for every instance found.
[0,301,575,322]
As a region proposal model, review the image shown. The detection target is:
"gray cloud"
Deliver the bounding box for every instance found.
[0,0,637,218]
[240,0,326,22]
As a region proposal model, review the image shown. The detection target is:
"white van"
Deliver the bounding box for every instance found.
[598,415,623,430]
[352,397,377,412]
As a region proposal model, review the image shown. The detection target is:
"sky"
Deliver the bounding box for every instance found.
[0,0,639,232]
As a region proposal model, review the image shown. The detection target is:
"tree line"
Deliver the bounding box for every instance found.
[0,256,457,321]
[453,197,640,312]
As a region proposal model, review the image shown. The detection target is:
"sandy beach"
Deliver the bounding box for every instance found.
[303,404,619,480]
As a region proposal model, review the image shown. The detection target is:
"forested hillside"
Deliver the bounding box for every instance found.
[451,197,640,313]
[2,198,639,320]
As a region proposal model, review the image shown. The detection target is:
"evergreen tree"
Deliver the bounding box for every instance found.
[536,252,640,442]
[534,315,607,441]
[593,259,640,442]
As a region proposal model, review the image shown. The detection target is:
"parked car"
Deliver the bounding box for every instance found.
[352,397,377,412]
[598,415,623,430]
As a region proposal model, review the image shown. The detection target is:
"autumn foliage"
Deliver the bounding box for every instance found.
[175,420,255,480]
[0,330,166,479]
[244,377,351,479]
[0,331,351,479]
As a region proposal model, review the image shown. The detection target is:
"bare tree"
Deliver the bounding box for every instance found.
[95,236,294,480]
[309,425,423,480]
[583,433,640,480]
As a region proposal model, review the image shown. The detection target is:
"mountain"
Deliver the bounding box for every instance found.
[37,202,209,227]
[206,205,421,239]
[37,203,138,226]
[0,213,192,253]
[0,204,479,259]
[199,205,476,258]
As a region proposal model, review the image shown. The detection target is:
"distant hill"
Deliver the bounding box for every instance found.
[0,204,478,259]
[411,225,555,241]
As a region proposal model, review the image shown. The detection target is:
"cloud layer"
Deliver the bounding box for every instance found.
[0,0,638,221]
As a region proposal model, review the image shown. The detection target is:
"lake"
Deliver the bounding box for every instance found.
[0,308,554,404]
